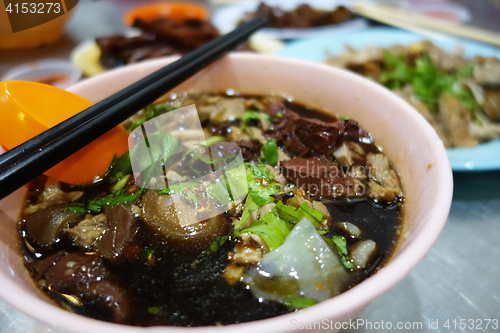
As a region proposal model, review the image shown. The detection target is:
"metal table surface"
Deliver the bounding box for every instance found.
[1,0,500,332]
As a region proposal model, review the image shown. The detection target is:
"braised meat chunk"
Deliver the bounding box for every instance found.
[96,18,220,68]
[281,157,363,199]
[243,3,353,29]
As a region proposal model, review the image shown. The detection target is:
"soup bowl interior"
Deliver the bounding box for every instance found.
[0,53,453,333]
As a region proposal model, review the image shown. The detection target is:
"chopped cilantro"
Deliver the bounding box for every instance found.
[342,256,355,269]
[240,208,293,251]
[88,157,160,212]
[244,163,279,206]
[234,195,259,232]
[284,295,318,309]
[244,162,273,181]
[87,189,142,213]
[275,201,324,226]
[261,139,278,167]
[205,235,229,253]
[234,163,280,232]
[237,198,325,252]
[247,181,280,207]
[241,110,262,126]
[380,50,477,113]
[63,204,86,214]
[104,151,132,184]
[325,235,355,269]
[332,235,348,255]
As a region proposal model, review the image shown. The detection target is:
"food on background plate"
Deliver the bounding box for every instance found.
[240,3,353,29]
[327,41,500,148]
[96,18,220,69]
[19,91,404,326]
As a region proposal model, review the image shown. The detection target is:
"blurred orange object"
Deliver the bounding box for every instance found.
[0,1,76,49]
[124,1,209,26]
[0,81,129,185]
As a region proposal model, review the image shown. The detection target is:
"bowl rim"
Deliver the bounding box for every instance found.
[0,53,453,332]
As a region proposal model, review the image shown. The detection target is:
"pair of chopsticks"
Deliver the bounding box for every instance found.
[0,17,268,200]
[354,3,500,47]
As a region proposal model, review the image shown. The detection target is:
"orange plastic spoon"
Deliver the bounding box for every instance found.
[0,81,129,185]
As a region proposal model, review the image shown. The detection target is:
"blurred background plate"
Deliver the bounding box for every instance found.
[277,27,500,171]
[211,0,368,39]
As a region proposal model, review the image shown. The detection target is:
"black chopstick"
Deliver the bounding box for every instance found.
[0,17,268,200]
[0,17,267,171]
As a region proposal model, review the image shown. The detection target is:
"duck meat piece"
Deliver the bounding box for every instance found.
[96,18,219,68]
[437,94,478,147]
[262,102,342,156]
[74,281,130,324]
[133,18,220,49]
[237,139,263,163]
[96,33,185,68]
[43,252,110,293]
[483,88,500,122]
[262,102,367,157]
[246,3,352,29]
[472,57,500,85]
[95,33,156,53]
[366,153,403,202]
[280,157,359,199]
[94,204,138,263]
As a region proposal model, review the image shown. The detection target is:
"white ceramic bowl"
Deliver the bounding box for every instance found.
[0,53,453,333]
[2,59,82,89]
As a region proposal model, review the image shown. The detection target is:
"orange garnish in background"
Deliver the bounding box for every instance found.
[124,2,209,26]
[0,81,129,185]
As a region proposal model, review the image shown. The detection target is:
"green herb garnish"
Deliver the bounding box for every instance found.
[104,151,132,184]
[205,235,229,254]
[63,204,87,214]
[240,208,293,251]
[380,50,477,113]
[275,200,324,226]
[261,139,278,167]
[325,235,355,269]
[284,295,318,309]
[241,110,262,126]
[87,189,142,213]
